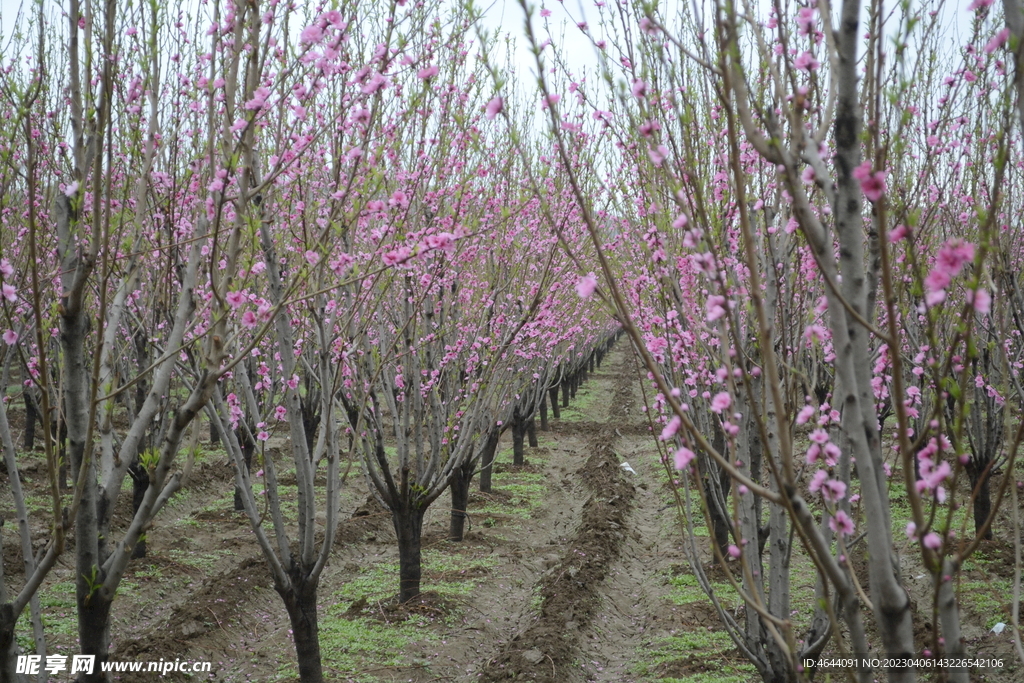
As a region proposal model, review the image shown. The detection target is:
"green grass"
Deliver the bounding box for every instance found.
[958,578,1013,629]
[557,385,601,422]
[666,572,740,607]
[22,491,66,516]
[305,547,498,680]
[132,563,165,580]
[190,485,237,516]
[191,443,225,465]
[653,674,754,683]
[474,471,545,520]
[494,443,551,466]
[535,433,557,449]
[625,568,758,681]
[16,580,78,650]
[335,548,496,605]
[165,547,236,573]
[631,628,755,681]
[166,482,201,512]
[528,583,543,614]
[304,614,427,682]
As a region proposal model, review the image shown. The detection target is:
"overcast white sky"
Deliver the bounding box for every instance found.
[0,0,598,82]
[0,0,980,100]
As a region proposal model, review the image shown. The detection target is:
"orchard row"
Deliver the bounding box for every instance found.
[2,0,1024,682]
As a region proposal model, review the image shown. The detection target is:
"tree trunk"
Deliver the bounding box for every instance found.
[300,396,319,455]
[209,417,221,446]
[561,381,570,408]
[478,428,500,493]
[589,354,595,373]
[569,375,577,399]
[128,459,150,559]
[512,418,526,466]
[392,506,425,602]
[76,593,112,682]
[55,416,69,490]
[706,468,731,563]
[1,604,22,683]
[449,460,473,541]
[280,580,323,683]
[548,387,560,419]
[703,425,731,563]
[539,395,548,431]
[22,389,37,451]
[527,418,538,448]
[967,458,994,540]
[234,427,254,511]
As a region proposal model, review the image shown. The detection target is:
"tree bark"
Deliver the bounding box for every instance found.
[280,580,323,683]
[561,381,570,408]
[128,459,150,559]
[22,389,37,451]
[55,416,68,490]
[449,460,473,541]
[392,506,425,603]
[0,604,22,683]
[539,394,548,431]
[512,416,526,466]
[478,428,500,493]
[76,593,112,682]
[548,387,560,419]
[936,557,969,683]
[526,418,538,448]
[706,468,731,563]
[234,427,255,511]
[1003,0,1024,135]
[300,395,320,456]
[966,459,993,540]
[702,425,731,563]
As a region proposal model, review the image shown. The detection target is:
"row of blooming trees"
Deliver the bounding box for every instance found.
[0,1,616,681]
[487,0,1024,680]
[6,0,1023,681]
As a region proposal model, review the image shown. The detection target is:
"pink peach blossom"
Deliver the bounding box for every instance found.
[576,272,598,299]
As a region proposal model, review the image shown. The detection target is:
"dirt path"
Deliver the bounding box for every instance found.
[573,365,683,683]
[469,345,696,683]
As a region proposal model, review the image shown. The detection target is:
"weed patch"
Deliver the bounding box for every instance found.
[558,385,600,423]
[304,614,425,682]
[632,630,754,682]
[336,549,496,606]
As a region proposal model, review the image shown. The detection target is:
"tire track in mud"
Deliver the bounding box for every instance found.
[478,348,641,683]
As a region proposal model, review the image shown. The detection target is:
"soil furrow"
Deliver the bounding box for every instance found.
[476,350,639,683]
[476,432,635,683]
